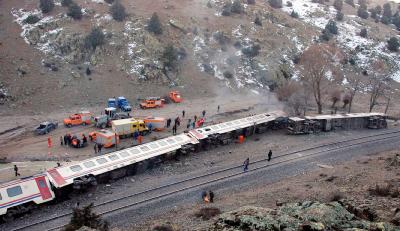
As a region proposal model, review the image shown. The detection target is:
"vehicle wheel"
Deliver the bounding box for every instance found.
[82,122,86,126]
[141,130,149,136]
[101,123,106,129]
[67,124,72,128]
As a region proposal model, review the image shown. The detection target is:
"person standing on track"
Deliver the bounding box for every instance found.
[182,110,185,118]
[243,158,249,172]
[268,150,272,162]
[14,165,20,177]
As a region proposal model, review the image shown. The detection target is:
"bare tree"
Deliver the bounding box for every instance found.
[299,44,341,114]
[329,88,341,109]
[367,61,390,112]
[345,72,363,113]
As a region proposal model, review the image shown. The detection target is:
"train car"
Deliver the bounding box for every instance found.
[0,174,55,221]
[47,133,199,191]
[287,113,387,134]
[189,112,284,146]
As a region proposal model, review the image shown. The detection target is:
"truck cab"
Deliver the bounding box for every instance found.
[63,112,92,127]
[108,98,117,108]
[117,97,132,112]
[169,91,182,103]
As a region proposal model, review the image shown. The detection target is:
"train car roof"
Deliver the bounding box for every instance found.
[189,111,284,140]
[305,112,385,120]
[47,133,198,188]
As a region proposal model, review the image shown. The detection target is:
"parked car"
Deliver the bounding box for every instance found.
[35,121,58,135]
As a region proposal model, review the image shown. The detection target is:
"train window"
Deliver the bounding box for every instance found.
[7,186,22,198]
[70,165,83,172]
[204,128,211,131]
[167,138,176,144]
[140,146,150,152]
[120,151,130,158]
[175,136,183,142]
[219,124,227,128]
[83,161,96,168]
[0,193,2,200]
[158,140,167,146]
[247,118,253,121]
[129,148,140,155]
[96,158,108,164]
[211,125,219,130]
[197,129,203,133]
[108,154,120,161]
[226,122,233,126]
[240,119,247,123]
[38,180,46,189]
[149,143,159,149]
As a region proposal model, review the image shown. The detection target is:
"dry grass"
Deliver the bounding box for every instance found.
[194,207,221,220]
[328,191,345,202]
[369,183,399,197]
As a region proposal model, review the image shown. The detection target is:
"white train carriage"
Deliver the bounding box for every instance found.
[47,133,199,189]
[189,112,283,145]
[0,174,55,220]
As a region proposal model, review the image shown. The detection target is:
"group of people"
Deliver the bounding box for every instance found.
[60,134,88,147]
[243,150,273,172]
[201,190,215,203]
[166,109,213,135]
[93,142,104,154]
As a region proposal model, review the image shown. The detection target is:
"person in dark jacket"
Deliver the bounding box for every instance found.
[209,190,214,203]
[243,158,249,172]
[14,165,20,177]
[268,150,272,162]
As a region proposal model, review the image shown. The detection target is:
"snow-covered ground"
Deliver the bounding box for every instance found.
[281,0,400,82]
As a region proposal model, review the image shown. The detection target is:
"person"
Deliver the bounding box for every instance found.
[188,118,192,125]
[172,124,177,135]
[167,118,171,128]
[202,110,206,117]
[175,117,181,126]
[133,130,139,143]
[217,105,220,112]
[209,190,214,203]
[14,165,20,177]
[268,150,272,162]
[47,137,52,148]
[57,162,61,167]
[243,158,249,172]
[182,110,185,118]
[137,135,143,144]
[63,135,68,146]
[94,143,98,154]
[82,134,87,144]
[187,122,190,129]
[194,115,197,122]
[66,134,72,146]
[201,191,208,202]
[148,123,153,132]
[60,136,63,146]
[98,143,102,154]
[192,121,196,129]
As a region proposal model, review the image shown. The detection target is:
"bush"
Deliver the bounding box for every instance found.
[194,207,221,220]
[383,3,392,18]
[359,28,367,38]
[345,0,354,7]
[61,0,73,7]
[375,5,382,14]
[39,0,55,13]
[320,29,332,41]
[333,0,343,11]
[393,16,400,30]
[231,0,244,14]
[247,0,255,4]
[268,0,282,8]
[223,70,233,79]
[104,0,114,3]
[162,45,179,72]
[24,15,40,24]
[254,15,262,26]
[221,2,232,16]
[325,20,338,34]
[290,11,299,18]
[369,184,393,197]
[357,7,369,19]
[387,37,399,52]
[287,1,292,6]
[67,3,82,20]
[64,204,108,231]
[147,12,162,35]
[358,0,367,8]
[85,27,105,50]
[381,15,391,24]
[241,44,261,57]
[336,11,344,21]
[110,1,126,21]
[369,8,377,19]
[328,191,345,202]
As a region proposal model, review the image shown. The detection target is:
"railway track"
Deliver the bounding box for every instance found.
[11,129,400,231]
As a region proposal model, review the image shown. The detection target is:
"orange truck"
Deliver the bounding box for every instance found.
[169,91,182,103]
[140,97,165,109]
[63,111,93,127]
[143,117,166,131]
[89,129,119,148]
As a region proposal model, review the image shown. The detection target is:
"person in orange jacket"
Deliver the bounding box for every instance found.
[47,137,52,148]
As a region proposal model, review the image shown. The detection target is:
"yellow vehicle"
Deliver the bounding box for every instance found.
[111,118,149,138]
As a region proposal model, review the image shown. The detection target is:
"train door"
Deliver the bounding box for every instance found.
[35,176,52,200]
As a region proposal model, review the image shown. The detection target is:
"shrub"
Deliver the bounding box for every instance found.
[61,0,73,7]
[254,15,262,26]
[152,224,176,231]
[381,15,391,24]
[369,8,377,19]
[358,0,367,8]
[369,184,392,197]
[387,37,399,52]
[383,3,392,18]
[290,11,299,18]
[375,5,382,14]
[162,45,179,72]
[345,0,354,7]
[104,0,114,3]
[67,3,82,20]
[64,203,109,231]
[223,70,233,79]
[24,15,40,24]
[231,0,244,14]
[333,0,343,11]
[110,1,126,21]
[241,44,261,57]
[268,0,282,8]
[221,2,232,16]
[194,207,221,220]
[357,7,369,19]
[393,16,400,30]
[147,12,162,34]
[85,27,105,50]
[247,0,256,4]
[325,20,338,34]
[359,28,367,38]
[320,29,332,41]
[39,0,55,13]
[287,1,292,6]
[336,11,344,21]
[328,191,345,202]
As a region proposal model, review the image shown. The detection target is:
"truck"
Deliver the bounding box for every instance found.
[94,107,130,128]
[143,117,166,131]
[117,97,132,112]
[111,118,149,138]
[88,129,119,148]
[140,97,164,109]
[63,111,93,127]
[107,98,117,108]
[35,121,58,135]
[169,91,182,103]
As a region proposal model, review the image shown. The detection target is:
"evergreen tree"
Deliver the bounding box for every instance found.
[359,28,367,38]
[387,37,399,52]
[333,0,343,11]
[67,3,82,20]
[147,12,162,35]
[39,0,54,13]
[110,1,126,21]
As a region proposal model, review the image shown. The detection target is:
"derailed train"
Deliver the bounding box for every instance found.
[0,111,387,221]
